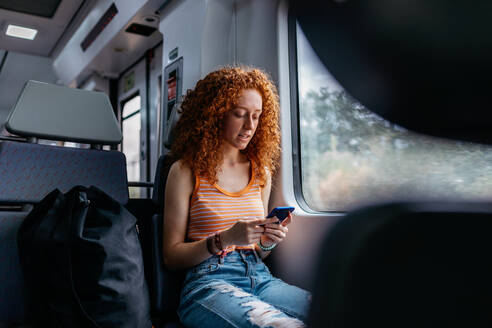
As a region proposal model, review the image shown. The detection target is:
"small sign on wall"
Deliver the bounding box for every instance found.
[168,47,178,63]
[123,71,135,93]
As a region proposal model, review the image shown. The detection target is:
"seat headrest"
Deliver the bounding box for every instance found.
[309,201,492,327]
[5,80,122,144]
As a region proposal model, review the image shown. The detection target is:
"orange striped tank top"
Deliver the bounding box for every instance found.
[188,161,265,254]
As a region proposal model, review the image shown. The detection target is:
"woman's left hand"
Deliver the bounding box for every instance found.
[260,212,292,247]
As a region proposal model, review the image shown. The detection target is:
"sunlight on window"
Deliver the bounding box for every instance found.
[122,95,141,186]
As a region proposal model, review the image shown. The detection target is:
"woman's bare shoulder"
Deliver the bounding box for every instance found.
[169,159,191,175]
[168,159,194,191]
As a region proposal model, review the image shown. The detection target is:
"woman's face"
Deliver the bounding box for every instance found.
[223,88,263,150]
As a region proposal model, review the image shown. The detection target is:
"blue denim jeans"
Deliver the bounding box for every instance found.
[178,250,311,328]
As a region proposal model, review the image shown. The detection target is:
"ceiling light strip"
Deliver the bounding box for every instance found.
[6,24,38,40]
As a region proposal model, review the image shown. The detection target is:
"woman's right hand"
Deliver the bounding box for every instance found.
[221,218,279,247]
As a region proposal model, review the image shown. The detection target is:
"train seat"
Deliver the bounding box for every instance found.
[309,202,492,327]
[146,154,184,327]
[0,80,126,326]
[141,98,184,327]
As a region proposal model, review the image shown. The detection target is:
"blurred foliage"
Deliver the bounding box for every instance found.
[299,88,492,211]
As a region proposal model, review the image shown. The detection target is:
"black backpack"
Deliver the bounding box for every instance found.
[17,185,152,328]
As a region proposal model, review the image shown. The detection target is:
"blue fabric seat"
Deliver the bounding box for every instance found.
[0,141,128,204]
[0,140,129,325]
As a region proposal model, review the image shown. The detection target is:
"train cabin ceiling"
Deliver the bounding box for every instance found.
[0,0,85,57]
[53,0,164,86]
[291,0,492,144]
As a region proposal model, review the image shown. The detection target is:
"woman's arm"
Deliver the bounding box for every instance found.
[256,169,274,259]
[162,161,216,270]
[256,170,291,259]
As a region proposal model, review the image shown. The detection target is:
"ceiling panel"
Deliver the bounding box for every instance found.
[0,0,62,18]
[0,0,83,56]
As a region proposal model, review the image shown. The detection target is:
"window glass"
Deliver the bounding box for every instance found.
[122,95,141,118]
[122,95,141,189]
[296,23,492,211]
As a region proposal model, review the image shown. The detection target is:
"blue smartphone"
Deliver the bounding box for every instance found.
[266,206,295,223]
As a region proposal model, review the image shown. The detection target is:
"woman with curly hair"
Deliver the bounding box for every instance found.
[163,67,310,327]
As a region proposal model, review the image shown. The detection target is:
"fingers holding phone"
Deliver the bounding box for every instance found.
[262,222,289,243]
[222,218,275,246]
[280,212,293,226]
[266,206,295,225]
[260,207,295,246]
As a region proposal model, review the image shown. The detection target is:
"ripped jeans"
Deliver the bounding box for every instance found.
[178,250,311,328]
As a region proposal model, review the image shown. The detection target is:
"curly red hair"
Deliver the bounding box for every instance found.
[170,66,281,187]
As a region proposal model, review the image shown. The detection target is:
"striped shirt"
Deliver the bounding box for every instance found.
[187,162,265,254]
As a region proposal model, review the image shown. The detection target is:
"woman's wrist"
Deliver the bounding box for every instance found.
[260,235,276,247]
[206,235,215,255]
[206,235,220,255]
[206,232,226,254]
[219,230,231,249]
[214,232,224,252]
[258,236,276,251]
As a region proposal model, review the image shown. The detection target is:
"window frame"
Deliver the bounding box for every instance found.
[120,92,142,186]
[287,9,330,214]
[121,92,141,121]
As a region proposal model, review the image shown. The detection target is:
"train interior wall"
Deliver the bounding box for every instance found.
[0,0,337,292]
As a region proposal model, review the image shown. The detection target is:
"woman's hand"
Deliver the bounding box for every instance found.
[221,217,279,247]
[260,212,292,247]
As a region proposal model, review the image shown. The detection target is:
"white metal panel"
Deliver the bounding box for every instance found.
[201,0,236,74]
[159,0,206,93]
[235,0,279,83]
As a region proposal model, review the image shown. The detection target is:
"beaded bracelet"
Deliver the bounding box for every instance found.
[257,239,276,252]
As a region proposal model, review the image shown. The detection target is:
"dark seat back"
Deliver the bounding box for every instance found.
[148,154,184,325]
[309,202,492,327]
[0,212,29,323]
[0,140,128,325]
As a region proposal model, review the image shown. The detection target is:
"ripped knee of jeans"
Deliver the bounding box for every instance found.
[210,283,306,328]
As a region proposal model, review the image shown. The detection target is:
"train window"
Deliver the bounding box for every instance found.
[294,23,492,212]
[36,140,90,148]
[121,94,141,191]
